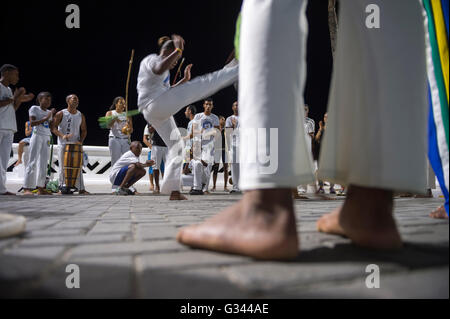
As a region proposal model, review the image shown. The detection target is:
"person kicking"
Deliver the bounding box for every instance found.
[177,0,427,260]
[110,141,154,195]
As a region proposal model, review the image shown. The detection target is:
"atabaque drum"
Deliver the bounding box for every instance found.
[63,143,83,190]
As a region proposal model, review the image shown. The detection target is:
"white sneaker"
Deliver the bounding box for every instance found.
[0,213,26,238]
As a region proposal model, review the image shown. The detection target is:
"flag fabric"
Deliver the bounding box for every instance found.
[423,0,449,215]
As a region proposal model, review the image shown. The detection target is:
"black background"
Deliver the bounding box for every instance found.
[2,0,333,146]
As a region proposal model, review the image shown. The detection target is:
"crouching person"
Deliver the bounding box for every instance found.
[109,141,154,195]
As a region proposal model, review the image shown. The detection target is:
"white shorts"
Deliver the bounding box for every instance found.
[151,145,167,170]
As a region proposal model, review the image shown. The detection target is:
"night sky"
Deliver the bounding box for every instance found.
[2,0,333,146]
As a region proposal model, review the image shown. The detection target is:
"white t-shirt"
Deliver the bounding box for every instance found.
[109,150,140,184]
[109,110,128,138]
[226,115,240,147]
[29,105,52,136]
[225,115,239,129]
[0,83,17,132]
[57,109,83,145]
[137,54,171,108]
[193,112,220,146]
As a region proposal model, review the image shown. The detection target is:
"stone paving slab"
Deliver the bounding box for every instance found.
[0,192,448,299]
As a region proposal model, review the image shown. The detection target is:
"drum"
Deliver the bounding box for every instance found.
[63,143,83,190]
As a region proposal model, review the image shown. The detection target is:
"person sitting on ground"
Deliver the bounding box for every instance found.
[109,141,154,195]
[14,121,32,167]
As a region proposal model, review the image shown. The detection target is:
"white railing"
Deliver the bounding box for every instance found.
[7,143,150,185]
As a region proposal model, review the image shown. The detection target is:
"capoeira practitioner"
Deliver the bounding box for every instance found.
[23,92,56,195]
[182,142,212,195]
[106,96,133,167]
[0,64,33,238]
[177,0,428,259]
[194,98,220,193]
[51,94,90,195]
[110,141,154,195]
[0,64,34,196]
[225,101,241,194]
[137,35,238,200]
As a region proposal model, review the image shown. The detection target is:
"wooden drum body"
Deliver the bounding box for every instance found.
[63,143,83,190]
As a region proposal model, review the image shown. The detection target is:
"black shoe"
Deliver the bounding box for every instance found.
[230,189,241,194]
[189,189,204,195]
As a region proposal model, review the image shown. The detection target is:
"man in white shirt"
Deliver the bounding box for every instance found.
[0,64,33,239]
[23,92,56,195]
[193,98,219,192]
[51,94,90,195]
[0,64,34,196]
[110,141,154,195]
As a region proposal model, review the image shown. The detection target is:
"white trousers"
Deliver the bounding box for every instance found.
[230,144,240,191]
[318,0,427,193]
[0,130,13,194]
[139,64,238,194]
[239,0,314,190]
[151,145,168,170]
[24,134,50,189]
[181,160,211,191]
[58,144,85,191]
[109,137,130,167]
[240,0,427,193]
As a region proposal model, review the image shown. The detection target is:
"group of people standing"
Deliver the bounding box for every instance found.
[0,64,89,196]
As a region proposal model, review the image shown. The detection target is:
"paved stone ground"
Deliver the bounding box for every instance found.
[0,190,448,299]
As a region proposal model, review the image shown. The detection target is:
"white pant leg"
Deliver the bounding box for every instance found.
[36,136,50,188]
[109,138,123,167]
[239,0,314,190]
[24,134,42,189]
[192,160,203,190]
[0,130,13,194]
[231,144,240,191]
[318,0,427,193]
[58,144,64,187]
[25,134,50,188]
[140,65,239,195]
[120,139,130,156]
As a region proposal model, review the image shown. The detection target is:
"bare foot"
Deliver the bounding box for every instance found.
[79,190,91,195]
[429,206,448,219]
[177,189,299,260]
[14,160,22,167]
[23,190,34,196]
[170,191,188,201]
[149,185,155,192]
[317,185,402,250]
[224,187,229,192]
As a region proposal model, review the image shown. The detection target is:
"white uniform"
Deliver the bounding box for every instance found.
[0,83,15,194]
[182,159,211,191]
[24,105,52,189]
[57,109,85,190]
[108,110,130,167]
[226,115,240,191]
[109,150,140,185]
[137,53,238,194]
[239,0,427,194]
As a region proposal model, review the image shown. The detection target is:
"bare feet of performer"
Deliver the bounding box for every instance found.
[177,189,298,260]
[429,206,448,219]
[317,185,402,250]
